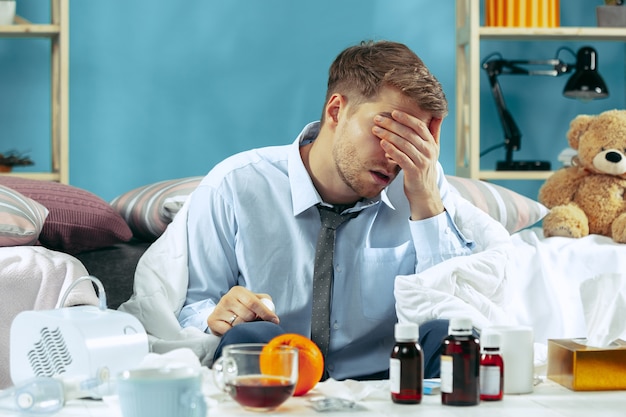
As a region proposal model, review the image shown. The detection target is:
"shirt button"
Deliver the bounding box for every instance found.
[333,323,339,330]
[327,364,334,371]
[445,227,451,234]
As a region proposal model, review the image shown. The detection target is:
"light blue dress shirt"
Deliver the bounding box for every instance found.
[179,121,474,379]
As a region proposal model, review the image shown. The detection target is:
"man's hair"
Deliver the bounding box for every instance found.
[322,40,448,121]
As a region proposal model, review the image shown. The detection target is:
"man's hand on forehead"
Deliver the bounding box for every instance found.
[376,110,433,129]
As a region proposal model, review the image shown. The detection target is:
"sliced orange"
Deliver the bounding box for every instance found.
[260,333,324,396]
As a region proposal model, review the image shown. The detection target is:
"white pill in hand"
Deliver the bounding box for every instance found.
[261,298,275,312]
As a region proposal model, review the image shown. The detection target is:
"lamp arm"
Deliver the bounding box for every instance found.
[484,64,522,163]
[478,49,592,171]
[481,58,571,160]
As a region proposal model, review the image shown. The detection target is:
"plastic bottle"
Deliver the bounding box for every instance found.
[480,332,504,401]
[0,377,64,415]
[390,323,423,404]
[440,317,480,406]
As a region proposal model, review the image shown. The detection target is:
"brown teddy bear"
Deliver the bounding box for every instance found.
[538,109,626,243]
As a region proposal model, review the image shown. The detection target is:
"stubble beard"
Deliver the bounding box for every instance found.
[333,138,386,200]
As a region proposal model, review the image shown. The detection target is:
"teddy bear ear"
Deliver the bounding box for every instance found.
[567,114,594,150]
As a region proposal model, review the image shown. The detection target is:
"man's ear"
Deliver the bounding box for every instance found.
[325,94,345,125]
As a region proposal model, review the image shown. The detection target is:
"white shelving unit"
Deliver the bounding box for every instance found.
[455,0,626,181]
[0,0,69,183]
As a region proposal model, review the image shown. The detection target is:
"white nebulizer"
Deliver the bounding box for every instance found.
[5,275,149,415]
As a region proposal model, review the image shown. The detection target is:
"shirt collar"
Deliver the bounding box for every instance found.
[288,121,395,217]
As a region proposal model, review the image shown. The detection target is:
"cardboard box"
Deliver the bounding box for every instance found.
[547,338,626,391]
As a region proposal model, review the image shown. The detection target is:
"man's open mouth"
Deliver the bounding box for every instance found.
[372,170,391,185]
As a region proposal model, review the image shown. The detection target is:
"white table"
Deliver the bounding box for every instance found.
[28,376,626,417]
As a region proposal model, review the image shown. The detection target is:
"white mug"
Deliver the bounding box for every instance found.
[116,367,207,417]
[482,325,534,394]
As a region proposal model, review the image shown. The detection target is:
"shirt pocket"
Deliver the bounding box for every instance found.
[360,241,415,320]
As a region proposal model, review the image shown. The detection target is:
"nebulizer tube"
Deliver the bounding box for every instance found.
[57,275,108,311]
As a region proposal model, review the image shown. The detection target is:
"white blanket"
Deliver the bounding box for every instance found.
[0,246,99,388]
[394,197,515,331]
[399,226,626,346]
[118,203,221,365]
[505,228,626,344]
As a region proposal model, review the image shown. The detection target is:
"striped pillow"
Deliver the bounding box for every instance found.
[0,184,48,246]
[112,175,546,241]
[111,177,203,241]
[446,175,548,233]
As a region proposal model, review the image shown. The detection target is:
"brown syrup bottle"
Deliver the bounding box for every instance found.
[390,323,423,404]
[440,317,480,406]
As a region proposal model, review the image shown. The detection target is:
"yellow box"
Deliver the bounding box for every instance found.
[485,0,559,27]
[547,338,626,391]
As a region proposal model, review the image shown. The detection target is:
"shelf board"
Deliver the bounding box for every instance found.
[0,172,62,181]
[477,170,554,181]
[478,26,626,41]
[0,24,60,38]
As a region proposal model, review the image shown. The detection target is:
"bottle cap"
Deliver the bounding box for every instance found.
[394,323,419,341]
[449,317,473,335]
[481,332,501,350]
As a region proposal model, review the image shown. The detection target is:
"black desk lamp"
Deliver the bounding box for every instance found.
[482,46,609,171]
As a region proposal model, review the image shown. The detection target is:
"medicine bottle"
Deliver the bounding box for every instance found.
[479,332,504,401]
[390,323,423,404]
[440,317,480,406]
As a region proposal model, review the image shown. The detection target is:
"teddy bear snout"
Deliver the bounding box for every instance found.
[606,151,622,163]
[593,149,626,175]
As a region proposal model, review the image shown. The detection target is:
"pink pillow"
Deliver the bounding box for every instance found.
[0,177,132,254]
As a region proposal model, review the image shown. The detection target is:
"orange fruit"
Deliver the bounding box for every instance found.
[260,333,325,396]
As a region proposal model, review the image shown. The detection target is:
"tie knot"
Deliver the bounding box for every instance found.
[317,206,357,230]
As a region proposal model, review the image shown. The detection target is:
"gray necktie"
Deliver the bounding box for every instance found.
[311,205,358,361]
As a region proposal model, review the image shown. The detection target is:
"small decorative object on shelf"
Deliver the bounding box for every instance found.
[0,0,15,26]
[0,151,34,172]
[598,1,626,27]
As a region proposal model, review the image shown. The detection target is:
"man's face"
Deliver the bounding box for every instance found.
[332,86,432,200]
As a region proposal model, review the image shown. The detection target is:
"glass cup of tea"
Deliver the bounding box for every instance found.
[212,343,298,412]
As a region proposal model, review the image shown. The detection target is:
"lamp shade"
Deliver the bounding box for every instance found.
[563,47,609,100]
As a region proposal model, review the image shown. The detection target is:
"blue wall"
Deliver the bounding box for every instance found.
[0,1,623,202]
